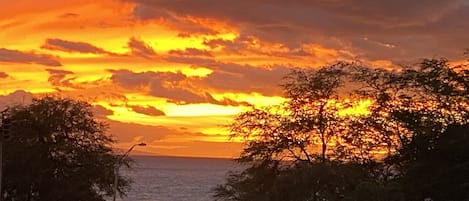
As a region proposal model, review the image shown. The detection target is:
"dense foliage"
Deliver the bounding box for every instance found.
[1,97,131,201]
[215,54,469,201]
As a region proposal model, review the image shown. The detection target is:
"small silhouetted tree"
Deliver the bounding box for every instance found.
[2,97,131,201]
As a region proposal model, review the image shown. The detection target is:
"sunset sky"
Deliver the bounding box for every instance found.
[1,0,468,158]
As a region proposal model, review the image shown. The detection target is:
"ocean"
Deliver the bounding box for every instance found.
[116,156,239,201]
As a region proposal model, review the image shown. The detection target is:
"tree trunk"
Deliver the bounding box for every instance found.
[321,142,326,161]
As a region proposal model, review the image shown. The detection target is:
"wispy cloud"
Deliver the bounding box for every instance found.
[130,105,166,116]
[0,48,61,66]
[169,48,213,57]
[42,38,111,54]
[110,69,217,104]
[109,69,251,106]
[46,69,78,89]
[127,37,157,58]
[165,56,291,96]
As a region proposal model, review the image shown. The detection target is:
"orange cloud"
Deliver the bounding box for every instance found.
[130,105,166,116]
[127,37,157,58]
[0,48,61,66]
[42,38,112,55]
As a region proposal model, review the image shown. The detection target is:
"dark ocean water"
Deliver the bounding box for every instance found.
[115,156,238,201]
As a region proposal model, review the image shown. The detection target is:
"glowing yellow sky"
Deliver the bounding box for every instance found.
[0,0,283,158]
[1,0,467,158]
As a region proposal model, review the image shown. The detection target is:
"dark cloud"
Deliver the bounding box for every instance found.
[110,69,214,104]
[46,69,79,89]
[202,36,257,55]
[145,72,219,104]
[0,48,61,66]
[203,36,323,60]
[0,72,8,79]
[42,38,110,54]
[213,97,251,107]
[128,37,157,58]
[202,63,290,96]
[169,48,213,57]
[109,69,155,88]
[166,56,291,96]
[110,69,251,105]
[131,0,469,63]
[130,105,166,116]
[132,4,218,37]
[132,3,175,21]
[314,0,459,27]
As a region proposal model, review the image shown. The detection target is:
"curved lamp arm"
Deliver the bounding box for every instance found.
[118,142,147,164]
[113,142,146,201]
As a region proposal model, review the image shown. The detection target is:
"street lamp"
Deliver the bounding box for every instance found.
[112,142,146,201]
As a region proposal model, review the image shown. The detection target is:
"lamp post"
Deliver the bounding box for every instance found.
[112,142,146,201]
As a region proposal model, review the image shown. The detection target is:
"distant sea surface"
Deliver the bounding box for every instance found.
[116,156,238,201]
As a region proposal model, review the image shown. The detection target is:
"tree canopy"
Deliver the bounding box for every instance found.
[1,97,131,201]
[215,54,469,201]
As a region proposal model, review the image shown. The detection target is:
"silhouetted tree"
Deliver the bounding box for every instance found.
[384,58,468,201]
[1,97,131,201]
[399,124,469,201]
[215,63,391,201]
[350,56,469,200]
[353,57,469,158]
[230,63,377,165]
[281,64,350,161]
[214,159,404,201]
[215,53,469,201]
